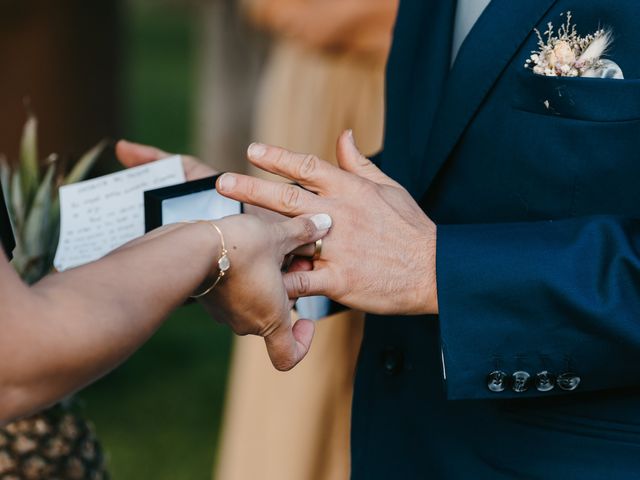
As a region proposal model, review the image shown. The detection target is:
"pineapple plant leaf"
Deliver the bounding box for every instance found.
[63,139,108,186]
[18,163,55,283]
[19,115,39,211]
[0,156,11,198]
[9,169,24,234]
[0,115,110,479]
[3,118,105,283]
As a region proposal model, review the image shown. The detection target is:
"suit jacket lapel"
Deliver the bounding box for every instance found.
[416,0,559,200]
[382,0,456,192]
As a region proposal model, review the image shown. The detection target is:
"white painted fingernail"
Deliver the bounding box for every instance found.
[311,214,332,230]
[347,129,356,146]
[218,173,236,192]
[248,143,267,159]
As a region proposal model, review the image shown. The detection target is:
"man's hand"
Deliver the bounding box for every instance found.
[216,131,439,315]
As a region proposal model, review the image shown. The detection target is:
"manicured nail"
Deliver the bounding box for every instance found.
[311,214,332,230]
[218,173,237,192]
[347,129,355,146]
[248,143,267,159]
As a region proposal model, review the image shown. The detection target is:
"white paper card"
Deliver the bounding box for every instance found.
[54,156,185,271]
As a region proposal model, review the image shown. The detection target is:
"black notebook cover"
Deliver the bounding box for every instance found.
[144,175,223,233]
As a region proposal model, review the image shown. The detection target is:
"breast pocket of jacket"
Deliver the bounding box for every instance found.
[513,69,640,122]
[507,70,640,217]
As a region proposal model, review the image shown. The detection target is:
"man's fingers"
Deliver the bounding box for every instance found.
[285,258,314,307]
[217,173,322,216]
[283,269,331,298]
[291,243,316,257]
[264,319,315,371]
[276,214,332,254]
[246,143,349,194]
[287,256,314,272]
[115,140,169,167]
[336,130,399,187]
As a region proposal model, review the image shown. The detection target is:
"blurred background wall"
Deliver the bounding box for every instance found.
[0,0,121,162]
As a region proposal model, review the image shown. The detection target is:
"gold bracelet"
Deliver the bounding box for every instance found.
[184,221,231,299]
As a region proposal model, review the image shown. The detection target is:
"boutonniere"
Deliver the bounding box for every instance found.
[525,11,623,79]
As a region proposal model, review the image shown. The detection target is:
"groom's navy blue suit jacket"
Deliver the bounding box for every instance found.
[352,0,640,478]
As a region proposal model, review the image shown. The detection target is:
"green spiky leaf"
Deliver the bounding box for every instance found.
[0,155,10,194]
[10,169,25,233]
[19,115,39,207]
[63,139,106,186]
[20,163,55,283]
[3,115,106,282]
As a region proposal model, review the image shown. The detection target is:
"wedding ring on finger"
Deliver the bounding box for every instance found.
[312,239,323,261]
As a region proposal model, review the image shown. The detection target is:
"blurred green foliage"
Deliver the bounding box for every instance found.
[81,305,232,480]
[78,3,232,479]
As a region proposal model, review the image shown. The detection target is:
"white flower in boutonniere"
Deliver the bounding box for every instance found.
[525,11,624,79]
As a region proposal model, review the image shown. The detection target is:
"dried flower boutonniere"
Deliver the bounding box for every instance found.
[525,11,623,79]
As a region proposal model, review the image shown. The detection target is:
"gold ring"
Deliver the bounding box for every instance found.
[312,239,323,260]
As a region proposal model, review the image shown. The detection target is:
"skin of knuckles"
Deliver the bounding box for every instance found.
[313,186,433,314]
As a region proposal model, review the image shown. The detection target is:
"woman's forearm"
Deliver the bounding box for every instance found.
[0,222,217,421]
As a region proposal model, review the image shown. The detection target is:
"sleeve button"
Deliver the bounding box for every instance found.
[557,372,581,391]
[511,371,531,393]
[535,371,556,392]
[381,348,404,376]
[487,370,508,392]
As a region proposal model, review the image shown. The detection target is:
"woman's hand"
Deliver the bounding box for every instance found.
[116,140,216,181]
[117,140,332,370]
[198,213,332,371]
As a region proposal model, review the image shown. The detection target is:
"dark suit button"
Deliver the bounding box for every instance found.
[381,348,404,376]
[557,372,581,391]
[487,370,508,392]
[535,371,555,392]
[511,371,531,393]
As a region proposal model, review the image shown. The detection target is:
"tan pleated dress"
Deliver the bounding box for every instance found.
[214,36,387,480]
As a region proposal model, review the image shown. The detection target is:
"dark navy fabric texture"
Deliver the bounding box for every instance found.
[352,0,640,478]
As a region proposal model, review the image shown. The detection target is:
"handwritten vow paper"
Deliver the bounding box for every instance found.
[54,156,185,271]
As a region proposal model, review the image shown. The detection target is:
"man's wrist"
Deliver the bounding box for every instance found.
[415,222,439,315]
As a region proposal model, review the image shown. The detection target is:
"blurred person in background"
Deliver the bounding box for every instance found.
[214,1,398,479]
[195,0,267,174]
